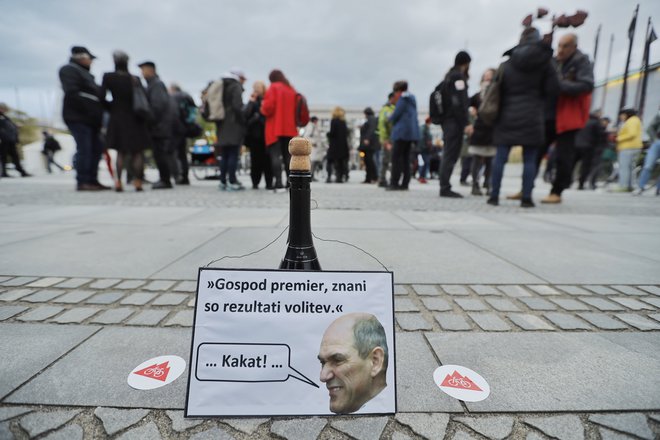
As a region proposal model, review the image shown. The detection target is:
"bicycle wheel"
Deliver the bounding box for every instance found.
[192,166,208,181]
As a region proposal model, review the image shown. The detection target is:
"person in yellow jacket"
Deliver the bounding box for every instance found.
[615,108,642,192]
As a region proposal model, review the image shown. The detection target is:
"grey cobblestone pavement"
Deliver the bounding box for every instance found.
[1,168,660,439]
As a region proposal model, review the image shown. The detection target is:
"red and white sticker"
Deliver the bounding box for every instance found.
[433,365,490,402]
[127,355,186,390]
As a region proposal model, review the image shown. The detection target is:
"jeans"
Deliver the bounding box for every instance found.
[220,144,240,184]
[439,119,464,192]
[418,151,430,178]
[491,145,538,200]
[67,122,103,185]
[390,140,413,188]
[638,140,660,190]
[618,148,641,190]
[379,146,392,184]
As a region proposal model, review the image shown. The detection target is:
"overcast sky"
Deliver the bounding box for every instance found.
[1,0,658,122]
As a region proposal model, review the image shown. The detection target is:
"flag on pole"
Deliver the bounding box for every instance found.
[628,8,638,40]
[649,25,657,44]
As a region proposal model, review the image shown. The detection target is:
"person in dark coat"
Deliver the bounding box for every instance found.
[388,80,420,190]
[41,130,65,173]
[58,46,106,190]
[359,107,380,183]
[169,83,197,185]
[326,107,350,183]
[243,80,271,189]
[216,68,247,191]
[488,27,560,207]
[101,51,152,191]
[139,61,174,189]
[573,111,601,190]
[0,103,30,177]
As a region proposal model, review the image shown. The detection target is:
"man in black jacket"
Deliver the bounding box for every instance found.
[169,83,197,185]
[58,46,106,190]
[439,51,472,198]
[360,107,380,183]
[0,103,30,178]
[139,61,175,189]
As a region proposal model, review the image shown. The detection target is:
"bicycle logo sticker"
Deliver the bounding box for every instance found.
[128,355,187,390]
[433,365,490,402]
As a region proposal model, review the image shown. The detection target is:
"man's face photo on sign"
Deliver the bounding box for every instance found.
[317,313,388,414]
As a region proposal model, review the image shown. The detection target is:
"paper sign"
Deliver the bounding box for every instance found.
[128,355,186,390]
[433,364,490,402]
[185,268,396,417]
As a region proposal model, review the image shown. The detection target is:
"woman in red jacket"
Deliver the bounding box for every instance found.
[261,69,299,190]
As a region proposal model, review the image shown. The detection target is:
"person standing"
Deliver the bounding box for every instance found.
[243,81,270,189]
[418,117,433,183]
[387,81,419,190]
[139,61,174,189]
[377,93,396,187]
[468,69,497,196]
[360,107,380,183]
[58,46,106,190]
[303,116,326,182]
[487,27,559,208]
[541,33,594,204]
[41,130,65,173]
[573,111,601,190]
[215,69,247,191]
[261,70,299,191]
[101,51,151,192]
[169,83,197,185]
[614,108,643,192]
[439,51,472,198]
[326,107,350,183]
[0,103,30,178]
[634,107,660,195]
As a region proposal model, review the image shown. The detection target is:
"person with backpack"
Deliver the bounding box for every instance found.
[261,69,299,191]
[169,83,199,185]
[216,68,247,191]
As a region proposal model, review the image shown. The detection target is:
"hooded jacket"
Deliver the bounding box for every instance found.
[493,41,559,147]
[389,92,420,142]
[216,76,245,147]
[261,81,298,147]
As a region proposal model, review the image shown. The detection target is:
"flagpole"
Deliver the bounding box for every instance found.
[600,34,614,112]
[638,18,656,120]
[635,17,651,111]
[619,3,639,113]
[593,24,601,67]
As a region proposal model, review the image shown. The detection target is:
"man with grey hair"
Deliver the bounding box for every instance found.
[318,313,388,414]
[59,46,107,190]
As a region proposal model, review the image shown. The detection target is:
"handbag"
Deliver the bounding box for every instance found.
[132,78,153,122]
[478,62,505,126]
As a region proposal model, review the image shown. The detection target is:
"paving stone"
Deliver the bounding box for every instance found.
[391,433,414,440]
[27,277,66,288]
[485,298,521,312]
[637,285,660,296]
[55,278,92,289]
[0,277,38,287]
[114,280,146,290]
[173,281,197,292]
[584,285,619,296]
[0,276,12,283]
[0,306,28,321]
[441,285,470,296]
[143,280,176,291]
[396,413,449,440]
[435,313,472,330]
[165,410,204,432]
[598,427,636,440]
[18,409,81,437]
[648,413,660,423]
[579,297,625,311]
[508,314,555,331]
[16,306,64,322]
[0,289,35,301]
[220,418,268,434]
[649,313,660,323]
[0,406,32,422]
[412,284,440,295]
[527,285,561,296]
[50,307,100,323]
[394,285,409,296]
[396,313,432,331]
[455,416,515,440]
[524,415,584,440]
[94,407,150,436]
[543,313,592,330]
[577,313,629,330]
[641,297,660,308]
[53,290,96,304]
[0,422,12,440]
[271,417,326,440]
[164,310,194,327]
[120,292,157,306]
[526,433,544,440]
[152,293,188,306]
[614,314,660,330]
[557,285,592,296]
[86,292,124,305]
[331,417,388,440]
[468,312,510,331]
[498,285,532,297]
[589,413,654,439]
[518,297,557,311]
[610,297,655,310]
[126,310,169,326]
[189,427,235,440]
[90,308,135,324]
[455,298,488,311]
[115,421,162,440]
[549,298,591,311]
[611,285,647,296]
[22,289,65,303]
[188,298,196,307]
[89,279,121,289]
[451,430,479,440]
[42,424,83,440]
[395,298,419,312]
[421,297,452,311]
[470,284,501,296]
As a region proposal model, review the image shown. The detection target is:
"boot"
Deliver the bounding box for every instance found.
[471,182,483,196]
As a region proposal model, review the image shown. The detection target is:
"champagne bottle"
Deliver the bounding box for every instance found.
[279,137,321,270]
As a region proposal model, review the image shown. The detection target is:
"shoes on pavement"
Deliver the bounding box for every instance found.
[93,181,111,190]
[152,181,173,189]
[486,197,499,206]
[632,188,644,196]
[521,198,535,208]
[227,182,245,191]
[385,185,402,191]
[418,177,428,184]
[471,184,483,196]
[506,191,522,200]
[440,189,463,198]
[77,183,102,191]
[176,177,190,185]
[541,193,561,204]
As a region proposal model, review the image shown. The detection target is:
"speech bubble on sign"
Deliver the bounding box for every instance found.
[195,343,318,388]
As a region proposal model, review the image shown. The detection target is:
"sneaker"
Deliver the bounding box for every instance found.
[486,197,499,206]
[541,193,561,204]
[506,191,522,200]
[521,198,535,208]
[440,189,463,198]
[632,188,644,196]
[227,182,245,191]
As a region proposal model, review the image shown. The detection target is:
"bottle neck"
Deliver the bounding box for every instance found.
[287,171,313,247]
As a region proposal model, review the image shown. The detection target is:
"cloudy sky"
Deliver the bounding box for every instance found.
[1,0,658,123]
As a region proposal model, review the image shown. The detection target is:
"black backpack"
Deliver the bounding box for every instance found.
[429,80,446,125]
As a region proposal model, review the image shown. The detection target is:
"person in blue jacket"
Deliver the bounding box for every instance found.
[387,81,420,190]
